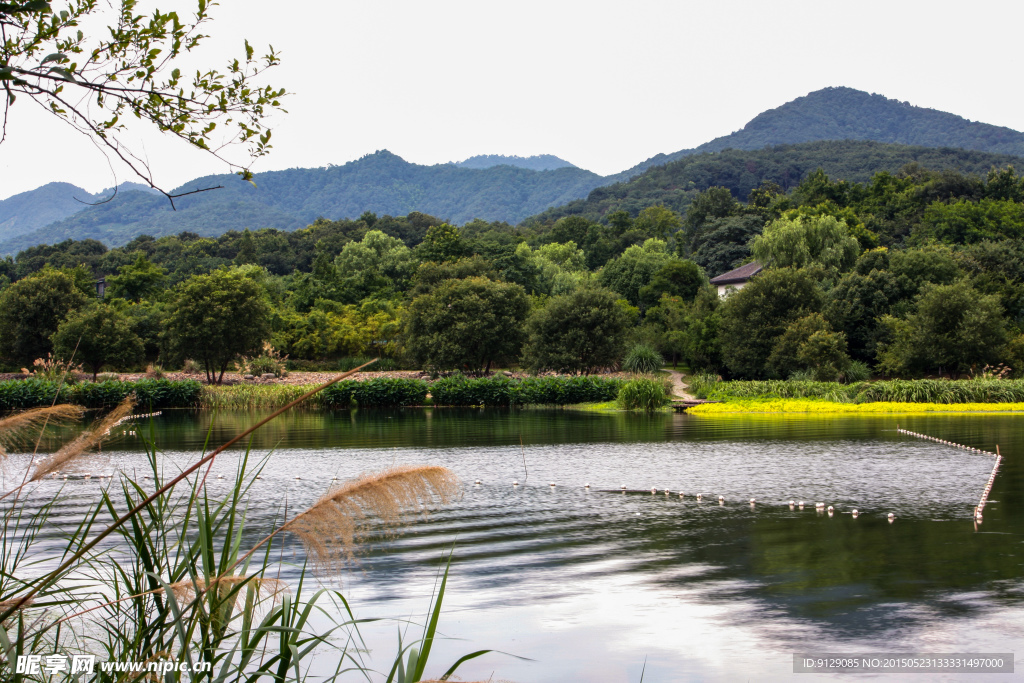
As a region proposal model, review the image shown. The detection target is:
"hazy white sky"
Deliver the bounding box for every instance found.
[2,0,1022,199]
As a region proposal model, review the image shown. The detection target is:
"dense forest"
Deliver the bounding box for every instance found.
[1,161,1023,384]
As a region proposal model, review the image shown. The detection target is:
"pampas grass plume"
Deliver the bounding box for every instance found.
[0,405,85,457]
[30,397,136,481]
[283,465,460,572]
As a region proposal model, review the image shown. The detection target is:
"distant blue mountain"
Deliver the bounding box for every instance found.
[456,154,577,171]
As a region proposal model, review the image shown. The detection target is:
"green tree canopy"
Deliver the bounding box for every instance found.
[405,277,529,374]
[524,287,630,375]
[163,269,272,383]
[0,268,90,367]
[52,303,144,379]
[638,260,707,308]
[598,238,676,307]
[106,255,168,302]
[718,268,825,378]
[751,215,860,272]
[878,280,1009,377]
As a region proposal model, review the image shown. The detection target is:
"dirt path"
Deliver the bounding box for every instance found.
[665,368,697,401]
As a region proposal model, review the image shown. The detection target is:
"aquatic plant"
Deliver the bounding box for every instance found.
[617,376,669,411]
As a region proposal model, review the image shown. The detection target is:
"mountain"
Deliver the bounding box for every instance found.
[6,87,1024,255]
[0,181,162,243]
[526,140,1024,225]
[608,87,1024,183]
[456,154,577,171]
[0,151,605,253]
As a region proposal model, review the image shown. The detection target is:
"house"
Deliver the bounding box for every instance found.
[709,262,762,298]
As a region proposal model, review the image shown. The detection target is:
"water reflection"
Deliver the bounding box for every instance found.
[10,408,1023,681]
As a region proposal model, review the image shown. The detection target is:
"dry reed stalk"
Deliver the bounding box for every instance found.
[280,466,460,572]
[0,405,85,457]
[29,397,136,481]
[168,575,286,608]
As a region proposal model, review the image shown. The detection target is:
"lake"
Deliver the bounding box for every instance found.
[11,408,1023,682]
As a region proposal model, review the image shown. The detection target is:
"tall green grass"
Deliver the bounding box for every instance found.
[201,384,315,410]
[616,377,669,411]
[692,377,1024,404]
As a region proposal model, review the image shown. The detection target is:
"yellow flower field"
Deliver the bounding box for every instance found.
[687,399,1024,415]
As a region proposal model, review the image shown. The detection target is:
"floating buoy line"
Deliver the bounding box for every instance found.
[897,425,1002,522]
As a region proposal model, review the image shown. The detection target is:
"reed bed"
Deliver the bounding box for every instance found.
[200,383,317,410]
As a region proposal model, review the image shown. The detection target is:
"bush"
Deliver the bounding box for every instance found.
[0,379,203,410]
[617,377,668,411]
[320,378,428,408]
[430,375,622,406]
[694,377,1024,404]
[622,344,663,373]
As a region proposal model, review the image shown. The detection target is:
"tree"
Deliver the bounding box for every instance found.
[106,254,167,302]
[638,260,707,308]
[633,205,682,240]
[751,215,860,272]
[598,238,675,307]
[416,224,467,263]
[718,268,825,378]
[404,277,529,374]
[524,287,630,375]
[163,269,272,383]
[334,230,415,302]
[767,313,850,381]
[877,281,1009,377]
[52,303,144,379]
[0,0,285,198]
[0,267,90,366]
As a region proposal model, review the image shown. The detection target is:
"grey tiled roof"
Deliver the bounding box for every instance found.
[709,261,763,285]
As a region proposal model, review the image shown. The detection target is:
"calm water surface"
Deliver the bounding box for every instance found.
[11,409,1024,682]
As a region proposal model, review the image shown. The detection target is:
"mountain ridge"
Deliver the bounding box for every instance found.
[4,86,1024,254]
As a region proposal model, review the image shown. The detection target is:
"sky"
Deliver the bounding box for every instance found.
[2,0,1023,199]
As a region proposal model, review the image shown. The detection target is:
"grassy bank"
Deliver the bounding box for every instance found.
[688,398,1024,415]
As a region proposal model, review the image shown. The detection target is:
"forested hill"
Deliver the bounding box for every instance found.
[526,140,1024,225]
[455,154,577,171]
[610,87,1024,183]
[0,151,605,254]
[0,182,158,241]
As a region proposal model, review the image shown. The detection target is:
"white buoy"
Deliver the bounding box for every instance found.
[696,493,703,501]
[798,501,804,508]
[332,476,339,481]
[621,484,627,490]
[664,489,670,495]
[255,475,262,480]
[474,479,481,485]
[815,502,824,509]
[887,512,895,521]
[513,480,519,486]
[827,505,834,513]
[295,476,301,480]
[84,473,91,480]
[584,483,590,488]
[789,500,795,507]
[651,487,657,494]
[217,474,224,479]
[749,498,756,505]
[852,509,859,517]
[549,482,556,487]
[678,492,684,497]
